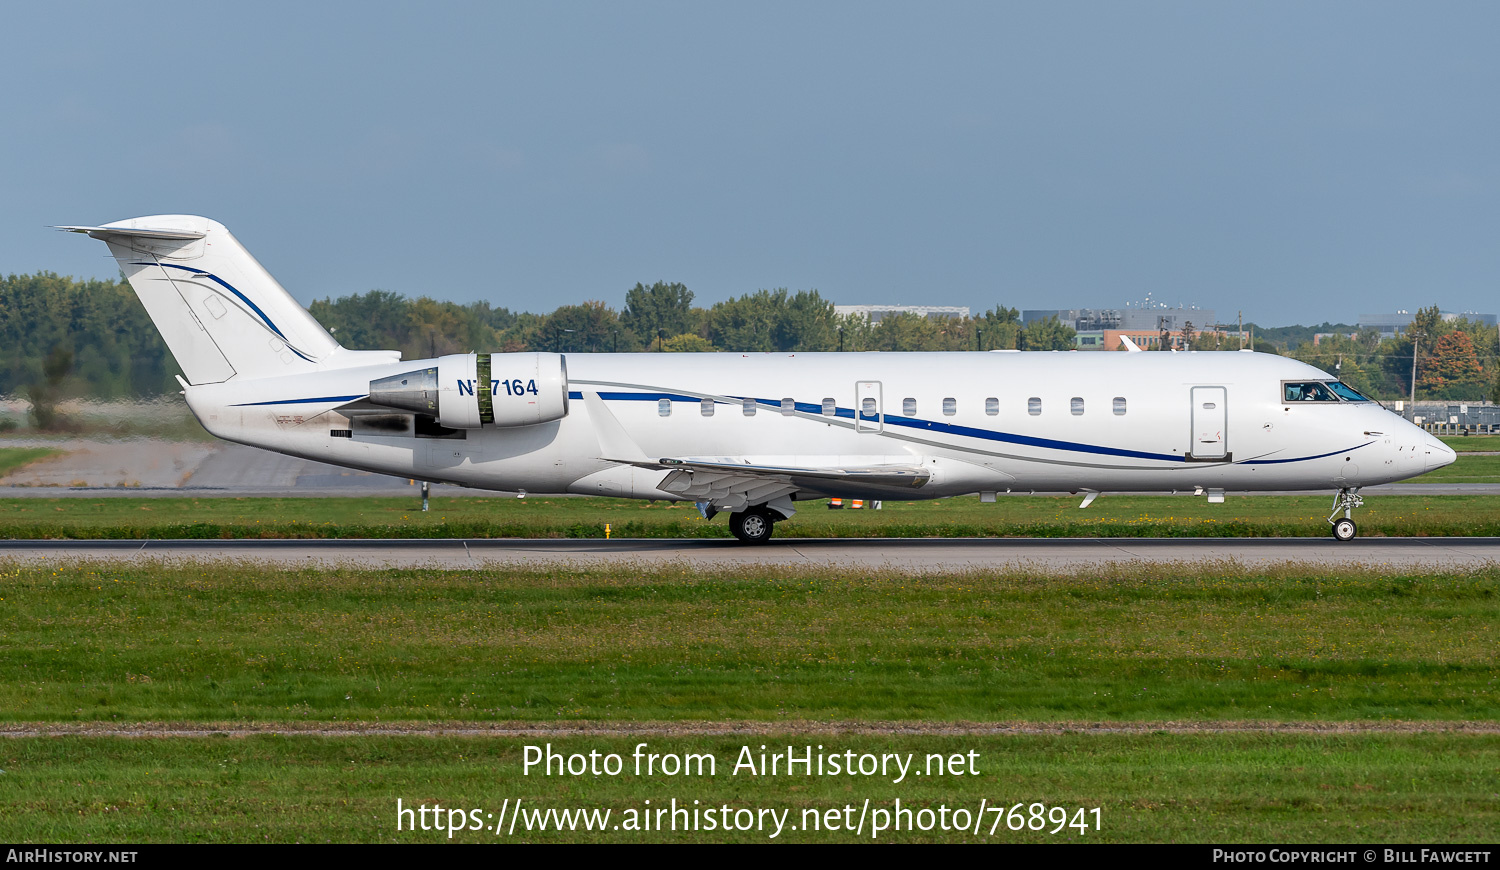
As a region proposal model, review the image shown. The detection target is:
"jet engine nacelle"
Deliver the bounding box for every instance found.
[368,352,569,428]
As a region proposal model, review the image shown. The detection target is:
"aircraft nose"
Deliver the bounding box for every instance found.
[1423,433,1457,471]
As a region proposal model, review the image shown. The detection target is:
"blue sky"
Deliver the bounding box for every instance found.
[4,1,1498,326]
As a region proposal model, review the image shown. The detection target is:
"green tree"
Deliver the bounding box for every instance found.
[539,301,633,353]
[661,333,714,352]
[704,289,837,352]
[26,345,73,430]
[867,313,942,351]
[0,272,177,397]
[1420,331,1487,399]
[1021,315,1077,351]
[975,305,1021,350]
[308,290,413,353]
[621,282,696,347]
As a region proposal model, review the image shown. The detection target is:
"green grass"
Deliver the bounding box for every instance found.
[3,562,1493,843]
[1440,434,1500,452]
[1412,455,1500,483]
[2,563,1495,723]
[0,447,62,476]
[0,733,1493,842]
[2,492,1500,538]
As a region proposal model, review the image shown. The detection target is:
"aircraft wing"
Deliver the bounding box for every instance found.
[656,457,930,488]
[650,457,930,513]
[637,457,926,517]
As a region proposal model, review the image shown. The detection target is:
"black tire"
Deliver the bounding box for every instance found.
[729,508,776,544]
[1332,517,1357,542]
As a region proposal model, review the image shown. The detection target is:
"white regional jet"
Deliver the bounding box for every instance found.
[62,216,1455,543]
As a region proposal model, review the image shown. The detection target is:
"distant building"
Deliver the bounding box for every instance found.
[1358,310,1497,339]
[834,304,969,323]
[1023,306,1216,332]
[1023,306,1241,350]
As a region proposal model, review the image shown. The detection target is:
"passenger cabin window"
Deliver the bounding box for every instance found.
[942,398,957,416]
[903,398,917,416]
[658,398,672,417]
[861,397,877,418]
[1028,397,1041,416]
[701,398,715,416]
[781,398,795,416]
[1113,397,1127,416]
[822,398,836,417]
[1071,397,1084,416]
[985,397,999,416]
[743,398,756,417]
[1283,382,1340,403]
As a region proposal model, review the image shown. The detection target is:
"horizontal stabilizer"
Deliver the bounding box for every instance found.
[55,225,207,241]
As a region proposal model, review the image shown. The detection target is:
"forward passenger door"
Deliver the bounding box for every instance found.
[1190,386,1228,460]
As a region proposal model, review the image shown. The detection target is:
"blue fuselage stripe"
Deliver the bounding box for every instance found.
[233,395,365,407]
[134,261,316,362]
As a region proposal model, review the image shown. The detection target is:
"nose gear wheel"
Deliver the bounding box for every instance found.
[1328,488,1363,541]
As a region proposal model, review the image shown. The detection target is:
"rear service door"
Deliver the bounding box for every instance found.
[1190,386,1228,460]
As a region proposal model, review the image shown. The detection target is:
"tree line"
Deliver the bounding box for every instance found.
[3,272,1497,406]
[1277,306,1500,402]
[305,283,1059,357]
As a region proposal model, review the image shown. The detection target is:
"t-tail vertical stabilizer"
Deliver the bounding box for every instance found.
[58,216,342,384]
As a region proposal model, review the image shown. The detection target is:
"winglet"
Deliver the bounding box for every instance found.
[1119,335,1143,352]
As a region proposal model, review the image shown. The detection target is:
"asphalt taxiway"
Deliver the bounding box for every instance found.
[2,536,1497,572]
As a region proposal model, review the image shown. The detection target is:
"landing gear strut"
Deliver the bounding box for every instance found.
[729,507,777,544]
[1328,487,1363,542]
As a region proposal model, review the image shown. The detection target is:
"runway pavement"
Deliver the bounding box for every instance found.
[3,536,1498,571]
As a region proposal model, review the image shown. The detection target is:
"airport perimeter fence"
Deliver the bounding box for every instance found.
[1407,401,1500,434]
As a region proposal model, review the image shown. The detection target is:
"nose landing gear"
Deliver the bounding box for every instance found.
[1328,487,1363,541]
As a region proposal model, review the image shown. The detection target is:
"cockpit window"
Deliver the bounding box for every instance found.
[1283,381,1340,403]
[1326,381,1373,402]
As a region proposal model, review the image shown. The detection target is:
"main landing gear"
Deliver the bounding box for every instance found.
[1328,487,1363,542]
[729,506,777,544]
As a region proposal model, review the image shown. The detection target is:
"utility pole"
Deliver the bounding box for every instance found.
[1409,329,1423,418]
[1238,311,1243,350]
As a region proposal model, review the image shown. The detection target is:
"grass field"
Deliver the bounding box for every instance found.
[0,447,62,476]
[1,491,1499,539]
[1414,455,1500,483]
[0,733,1493,842]
[0,561,1495,843]
[3,563,1495,723]
[1440,434,1500,452]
